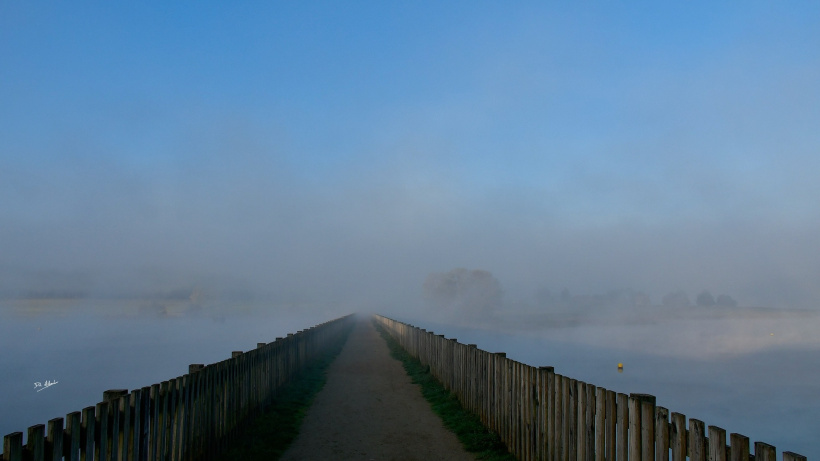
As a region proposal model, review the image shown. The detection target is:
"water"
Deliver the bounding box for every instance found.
[0,299,341,441]
[397,307,820,457]
[2,301,817,457]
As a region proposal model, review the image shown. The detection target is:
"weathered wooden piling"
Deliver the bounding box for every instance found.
[0,314,354,461]
[373,314,806,461]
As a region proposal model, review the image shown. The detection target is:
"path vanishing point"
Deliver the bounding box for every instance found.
[280,318,476,461]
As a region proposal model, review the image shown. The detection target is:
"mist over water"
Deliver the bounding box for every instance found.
[1,300,818,456]
[0,299,346,440]
[397,309,820,456]
[2,2,820,457]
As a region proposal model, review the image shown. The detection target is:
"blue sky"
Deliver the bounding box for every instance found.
[2,2,819,308]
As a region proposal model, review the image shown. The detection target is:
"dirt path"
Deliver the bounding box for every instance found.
[280,317,476,461]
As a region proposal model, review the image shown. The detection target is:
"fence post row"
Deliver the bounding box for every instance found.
[1,314,355,461]
[372,314,807,461]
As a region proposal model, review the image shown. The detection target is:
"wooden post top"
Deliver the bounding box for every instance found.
[103,389,128,402]
[189,364,205,373]
[629,393,656,405]
[232,351,243,358]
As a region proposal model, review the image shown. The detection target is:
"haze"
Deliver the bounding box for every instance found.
[3,5,820,455]
[3,3,820,311]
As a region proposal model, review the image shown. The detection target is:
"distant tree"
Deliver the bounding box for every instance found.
[716,294,738,307]
[662,290,691,307]
[696,290,716,307]
[423,268,503,318]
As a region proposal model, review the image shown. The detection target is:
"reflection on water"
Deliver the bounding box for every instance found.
[2,302,816,456]
[400,308,820,457]
[0,299,341,441]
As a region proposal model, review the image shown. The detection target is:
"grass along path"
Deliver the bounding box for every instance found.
[374,321,517,461]
[219,326,352,461]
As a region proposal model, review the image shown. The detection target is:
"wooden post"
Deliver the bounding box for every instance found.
[689,419,706,461]
[670,412,686,461]
[27,425,45,461]
[103,389,128,402]
[538,366,553,461]
[616,393,628,461]
[729,433,749,461]
[555,374,565,461]
[754,442,776,461]
[139,386,151,461]
[80,406,95,461]
[577,381,587,461]
[494,352,506,441]
[605,390,616,461]
[366,315,807,461]
[656,407,670,461]
[169,378,180,460]
[568,378,576,461]
[708,426,726,461]
[506,357,513,451]
[95,402,108,461]
[110,397,122,461]
[544,367,555,461]
[149,383,160,461]
[47,418,64,461]
[7,313,809,461]
[628,396,641,461]
[2,432,23,461]
[510,361,524,459]
[65,411,81,461]
[130,390,141,461]
[121,394,132,461]
[585,383,594,461]
[631,393,656,461]
[595,387,605,461]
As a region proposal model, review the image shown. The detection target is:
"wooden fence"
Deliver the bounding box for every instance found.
[1,314,354,461]
[374,315,807,461]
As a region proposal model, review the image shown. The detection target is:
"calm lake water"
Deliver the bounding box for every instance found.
[1,301,817,457]
[0,299,341,444]
[399,307,820,458]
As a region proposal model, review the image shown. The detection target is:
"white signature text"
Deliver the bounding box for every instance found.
[34,380,59,392]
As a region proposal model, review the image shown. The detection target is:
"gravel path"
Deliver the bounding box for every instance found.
[280,317,476,461]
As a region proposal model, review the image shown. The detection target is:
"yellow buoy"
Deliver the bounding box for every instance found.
[617,363,623,373]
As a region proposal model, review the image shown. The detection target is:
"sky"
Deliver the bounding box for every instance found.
[2,2,820,310]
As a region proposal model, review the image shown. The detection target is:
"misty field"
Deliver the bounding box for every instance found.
[1,300,818,456]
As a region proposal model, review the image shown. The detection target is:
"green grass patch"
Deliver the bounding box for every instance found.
[219,326,352,461]
[374,321,517,461]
